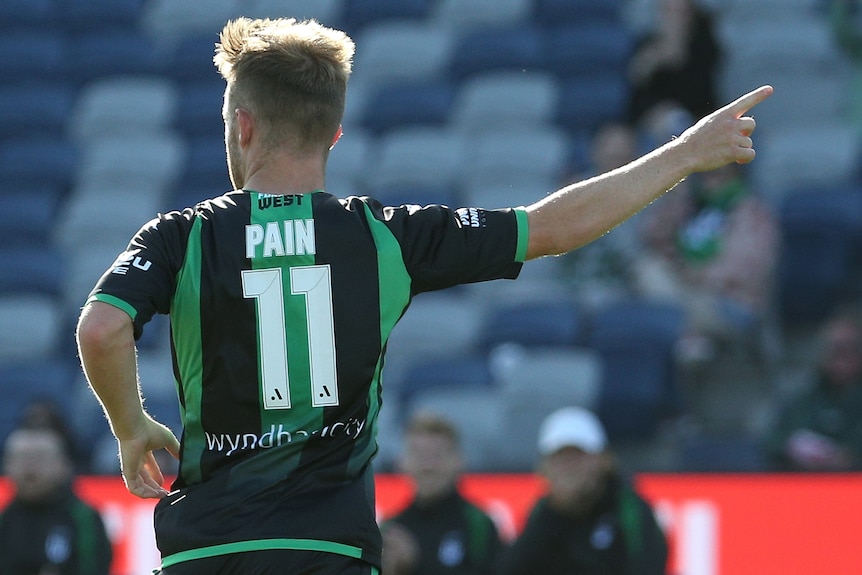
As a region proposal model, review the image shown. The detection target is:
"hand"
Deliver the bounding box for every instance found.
[786,429,853,471]
[118,415,180,499]
[382,521,420,575]
[678,85,773,173]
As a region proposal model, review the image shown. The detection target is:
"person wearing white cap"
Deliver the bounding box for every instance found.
[499,407,668,575]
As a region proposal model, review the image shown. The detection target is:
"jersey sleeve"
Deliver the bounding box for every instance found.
[365,199,529,294]
[85,209,194,339]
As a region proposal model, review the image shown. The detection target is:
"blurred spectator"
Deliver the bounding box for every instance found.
[763,306,862,471]
[558,122,643,308]
[830,0,862,133]
[381,412,502,575]
[632,158,779,364]
[16,399,86,472]
[0,426,113,575]
[627,0,721,123]
[499,407,668,575]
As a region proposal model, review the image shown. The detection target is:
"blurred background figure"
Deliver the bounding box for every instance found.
[558,121,643,309]
[763,306,862,471]
[627,0,722,123]
[0,425,113,575]
[633,158,780,366]
[830,0,862,134]
[382,412,501,575]
[499,407,668,575]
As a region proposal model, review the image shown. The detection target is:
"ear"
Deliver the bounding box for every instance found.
[235,108,255,148]
[329,124,343,151]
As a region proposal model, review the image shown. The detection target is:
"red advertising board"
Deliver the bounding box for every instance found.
[1,473,861,575]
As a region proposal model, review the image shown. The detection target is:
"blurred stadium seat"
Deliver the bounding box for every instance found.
[777,184,862,326]
[0,246,66,298]
[751,123,861,205]
[365,127,466,190]
[587,300,686,441]
[140,0,238,46]
[69,76,179,143]
[555,74,630,134]
[355,21,455,86]
[173,136,233,195]
[0,30,67,82]
[0,0,60,30]
[0,295,65,364]
[0,138,79,191]
[326,127,373,194]
[450,71,560,133]
[361,81,456,134]
[494,347,604,470]
[478,299,586,351]
[75,132,186,191]
[462,125,570,191]
[430,0,531,29]
[58,0,145,33]
[66,30,160,85]
[242,0,344,24]
[342,0,431,33]
[543,22,634,78]
[533,0,625,25]
[448,26,545,82]
[0,186,65,246]
[173,79,227,139]
[0,82,76,139]
[0,359,77,451]
[398,354,494,415]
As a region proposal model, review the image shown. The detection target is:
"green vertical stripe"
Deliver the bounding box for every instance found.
[249,192,318,436]
[513,207,530,262]
[353,203,412,474]
[172,216,205,484]
[70,500,97,574]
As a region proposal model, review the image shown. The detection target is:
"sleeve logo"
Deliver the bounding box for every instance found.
[110,249,152,275]
[456,207,484,228]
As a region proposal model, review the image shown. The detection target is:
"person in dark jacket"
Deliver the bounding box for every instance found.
[763,306,862,471]
[500,407,668,575]
[0,426,113,575]
[381,413,501,575]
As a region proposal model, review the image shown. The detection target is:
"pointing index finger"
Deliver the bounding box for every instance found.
[724,85,774,118]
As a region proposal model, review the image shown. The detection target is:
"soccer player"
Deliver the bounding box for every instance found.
[75,17,771,575]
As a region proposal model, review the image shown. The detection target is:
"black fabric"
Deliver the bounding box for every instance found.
[385,489,502,575]
[0,485,113,575]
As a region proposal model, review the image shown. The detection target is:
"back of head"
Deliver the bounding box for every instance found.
[215,18,354,154]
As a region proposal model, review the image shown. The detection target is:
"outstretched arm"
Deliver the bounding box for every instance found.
[76,301,180,499]
[525,85,773,259]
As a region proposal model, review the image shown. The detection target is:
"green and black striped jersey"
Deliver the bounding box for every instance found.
[87,190,528,567]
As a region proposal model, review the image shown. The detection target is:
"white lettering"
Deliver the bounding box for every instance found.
[263,222,284,257]
[225,434,241,457]
[246,224,264,258]
[204,419,365,456]
[295,219,315,255]
[245,220,316,258]
[283,220,294,255]
[132,256,151,271]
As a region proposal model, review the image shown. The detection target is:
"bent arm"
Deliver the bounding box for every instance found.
[76,301,179,498]
[524,85,773,259]
[76,301,146,440]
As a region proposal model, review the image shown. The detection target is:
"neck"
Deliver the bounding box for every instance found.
[241,149,327,195]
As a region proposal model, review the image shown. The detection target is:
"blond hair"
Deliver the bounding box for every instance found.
[215,17,354,153]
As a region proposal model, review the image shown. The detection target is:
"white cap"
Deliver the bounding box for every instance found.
[538,406,607,456]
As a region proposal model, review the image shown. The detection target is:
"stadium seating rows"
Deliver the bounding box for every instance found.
[1,0,861,474]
